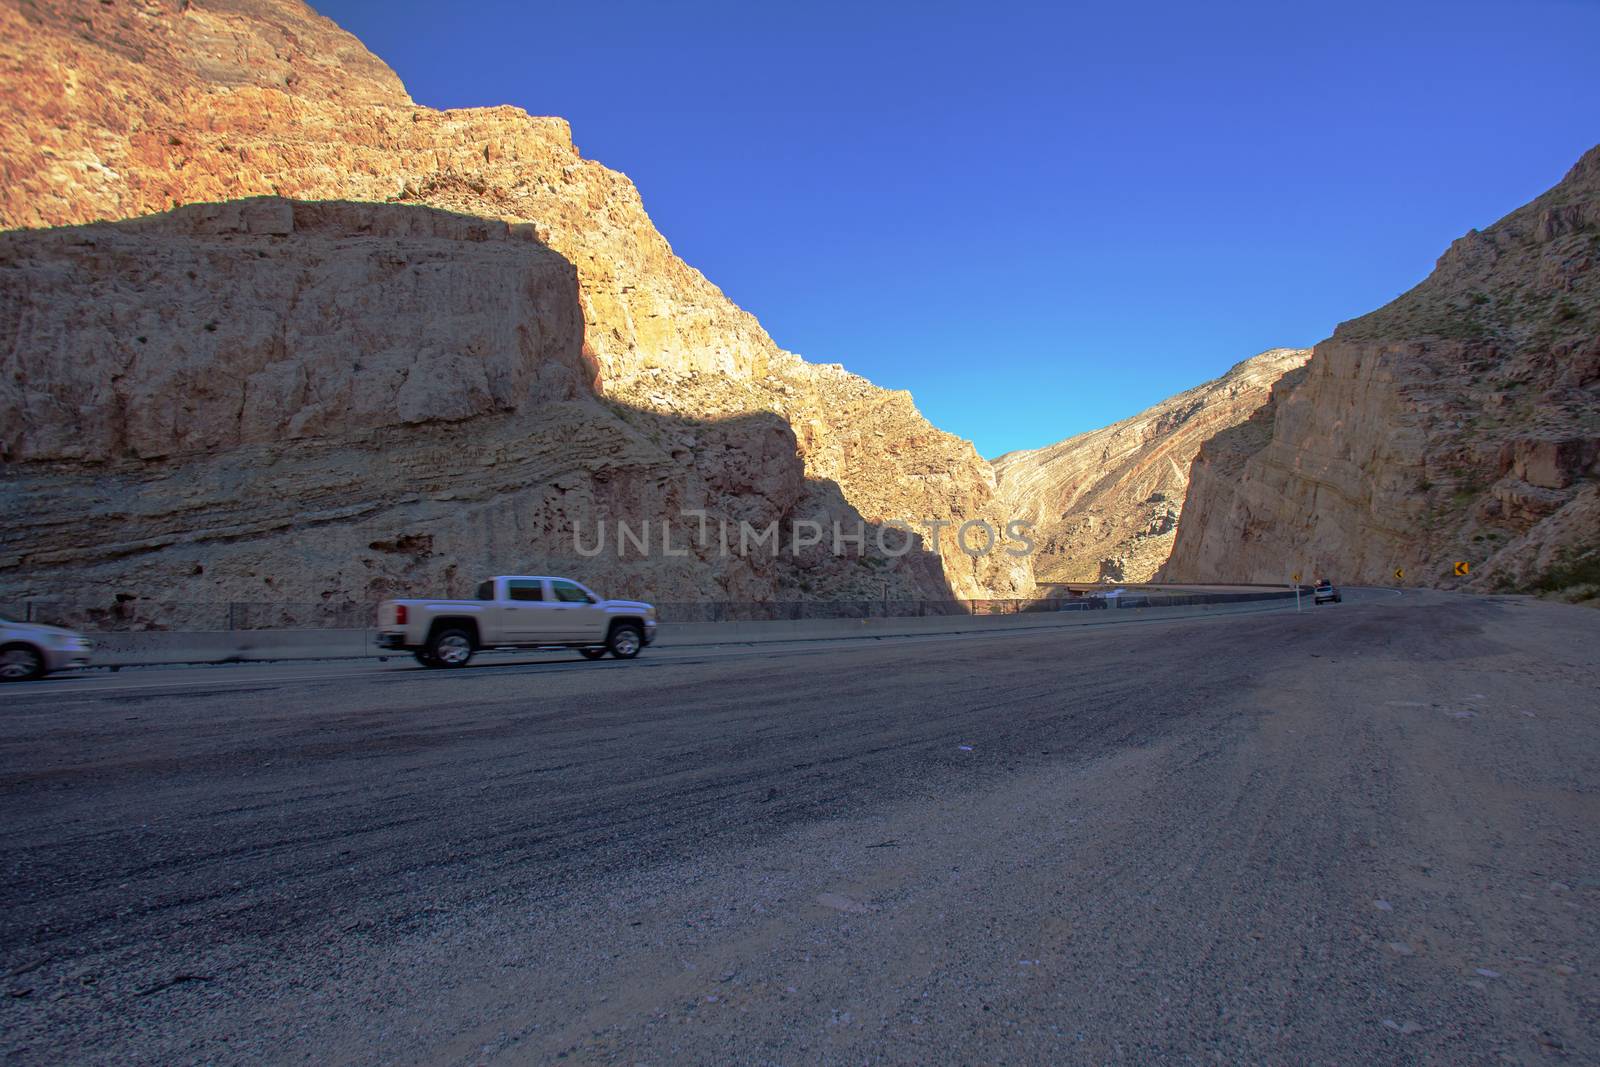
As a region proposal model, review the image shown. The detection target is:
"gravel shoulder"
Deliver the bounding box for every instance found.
[1,591,1596,1064]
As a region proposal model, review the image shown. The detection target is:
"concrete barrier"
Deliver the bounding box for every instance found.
[78,595,1296,668]
[86,628,375,667]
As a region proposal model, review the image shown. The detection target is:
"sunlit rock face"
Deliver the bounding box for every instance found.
[992,349,1311,584]
[1160,146,1600,593]
[0,0,1033,613]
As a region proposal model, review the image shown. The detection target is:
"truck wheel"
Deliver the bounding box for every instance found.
[607,623,643,659]
[0,644,45,682]
[578,647,607,660]
[413,650,436,667]
[428,628,474,668]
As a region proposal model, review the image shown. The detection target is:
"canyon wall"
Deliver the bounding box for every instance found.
[992,348,1310,583]
[0,0,1030,615]
[1161,146,1600,593]
[1,197,967,618]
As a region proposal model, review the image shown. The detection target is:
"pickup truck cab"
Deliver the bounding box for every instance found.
[376,576,657,668]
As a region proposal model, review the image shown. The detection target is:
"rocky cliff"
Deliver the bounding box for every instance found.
[992,348,1311,583]
[0,0,1031,616]
[1161,146,1600,594]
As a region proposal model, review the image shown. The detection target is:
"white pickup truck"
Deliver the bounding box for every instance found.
[376,575,657,668]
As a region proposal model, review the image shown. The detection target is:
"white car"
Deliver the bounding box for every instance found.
[376,575,657,668]
[0,616,93,681]
[1313,580,1342,605]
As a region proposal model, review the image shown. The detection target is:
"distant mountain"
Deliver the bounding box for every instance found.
[992,349,1312,583]
[1161,146,1600,596]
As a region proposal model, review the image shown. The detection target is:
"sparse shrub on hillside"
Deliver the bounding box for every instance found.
[1533,549,1600,605]
[1554,583,1600,605]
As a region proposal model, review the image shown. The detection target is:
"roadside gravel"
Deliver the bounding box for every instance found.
[1,591,1595,1064]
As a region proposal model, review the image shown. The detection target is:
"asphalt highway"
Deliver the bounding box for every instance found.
[2,589,1596,1064]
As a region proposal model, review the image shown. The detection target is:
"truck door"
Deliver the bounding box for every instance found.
[548,579,604,641]
[501,578,552,642]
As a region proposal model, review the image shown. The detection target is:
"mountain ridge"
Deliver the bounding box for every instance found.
[0,0,1032,615]
[1161,145,1600,594]
[992,348,1311,583]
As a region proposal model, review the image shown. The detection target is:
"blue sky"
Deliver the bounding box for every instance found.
[319,0,1599,458]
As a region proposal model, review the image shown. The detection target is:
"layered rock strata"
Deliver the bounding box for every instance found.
[0,0,1030,615]
[992,348,1311,583]
[1161,146,1600,593]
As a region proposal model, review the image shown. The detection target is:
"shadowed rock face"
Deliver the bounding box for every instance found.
[0,200,961,613]
[0,0,1031,608]
[0,199,592,463]
[992,349,1310,583]
[1161,146,1600,593]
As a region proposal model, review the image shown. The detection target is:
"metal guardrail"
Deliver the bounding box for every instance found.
[2,589,1304,632]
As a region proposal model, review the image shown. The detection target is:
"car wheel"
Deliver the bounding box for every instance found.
[413,650,436,667]
[578,647,607,660]
[428,628,474,669]
[607,623,643,659]
[0,643,45,682]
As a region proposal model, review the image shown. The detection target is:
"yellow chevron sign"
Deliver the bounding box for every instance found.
[1454,561,1470,577]
[1291,571,1302,582]
[1394,568,1405,581]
